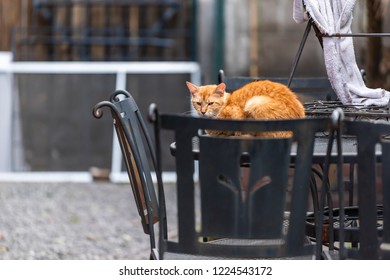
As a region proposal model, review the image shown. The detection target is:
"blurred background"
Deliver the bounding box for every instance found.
[0,0,389,175]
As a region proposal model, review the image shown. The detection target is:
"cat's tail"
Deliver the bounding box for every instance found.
[244,96,305,119]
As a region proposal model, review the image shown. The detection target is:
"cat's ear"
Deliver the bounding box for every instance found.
[186,81,199,96]
[215,83,226,96]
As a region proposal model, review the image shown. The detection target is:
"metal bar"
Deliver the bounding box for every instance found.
[321,33,390,38]
[213,0,224,82]
[0,53,13,171]
[111,71,127,175]
[190,0,198,61]
[288,21,312,88]
[1,59,200,182]
[0,61,201,74]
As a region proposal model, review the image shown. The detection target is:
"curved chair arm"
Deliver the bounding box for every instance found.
[92,100,118,119]
[110,89,131,102]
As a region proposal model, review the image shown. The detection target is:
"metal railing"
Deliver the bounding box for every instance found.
[0,58,201,182]
[14,0,197,61]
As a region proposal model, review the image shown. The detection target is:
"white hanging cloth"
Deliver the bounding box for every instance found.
[293,0,390,106]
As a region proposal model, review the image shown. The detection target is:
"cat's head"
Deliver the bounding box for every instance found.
[186,81,227,117]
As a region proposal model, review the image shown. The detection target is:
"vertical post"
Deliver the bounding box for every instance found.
[0,52,13,171]
[110,71,127,179]
[190,0,198,61]
[365,0,383,87]
[213,0,224,82]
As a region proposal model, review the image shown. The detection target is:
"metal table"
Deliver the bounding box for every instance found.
[170,135,381,164]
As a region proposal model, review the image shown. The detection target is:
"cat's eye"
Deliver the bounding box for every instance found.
[208,102,214,105]
[196,102,202,106]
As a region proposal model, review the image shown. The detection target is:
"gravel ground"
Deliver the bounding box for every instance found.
[0,181,174,260]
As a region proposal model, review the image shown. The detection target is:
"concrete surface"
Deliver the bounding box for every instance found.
[0,181,175,260]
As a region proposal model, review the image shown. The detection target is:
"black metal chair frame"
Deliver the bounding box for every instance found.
[285,17,390,259]
[218,69,337,102]
[320,118,390,259]
[93,90,167,260]
[150,106,338,259]
[218,69,345,247]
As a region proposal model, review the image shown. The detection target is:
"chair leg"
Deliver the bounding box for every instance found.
[288,20,312,87]
[348,163,355,206]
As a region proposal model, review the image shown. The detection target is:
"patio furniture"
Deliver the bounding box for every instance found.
[293,0,390,106]
[92,90,166,260]
[218,70,389,258]
[289,9,390,258]
[150,105,339,259]
[217,69,348,248]
[320,118,390,259]
[218,69,337,102]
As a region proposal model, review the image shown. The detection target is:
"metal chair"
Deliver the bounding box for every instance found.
[219,69,345,249]
[150,106,337,259]
[321,118,390,259]
[92,90,166,260]
[218,69,347,207]
[218,69,337,102]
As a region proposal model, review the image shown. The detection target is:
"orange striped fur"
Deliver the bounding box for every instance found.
[186,80,305,137]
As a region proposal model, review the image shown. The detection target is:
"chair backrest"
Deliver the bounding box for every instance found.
[93,90,166,260]
[335,119,390,259]
[152,109,334,259]
[218,69,337,102]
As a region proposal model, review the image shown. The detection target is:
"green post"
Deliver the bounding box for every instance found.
[213,0,224,82]
[190,0,198,61]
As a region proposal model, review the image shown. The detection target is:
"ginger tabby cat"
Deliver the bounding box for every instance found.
[186,80,305,137]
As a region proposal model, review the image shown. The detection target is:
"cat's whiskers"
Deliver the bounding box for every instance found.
[182,110,201,116]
